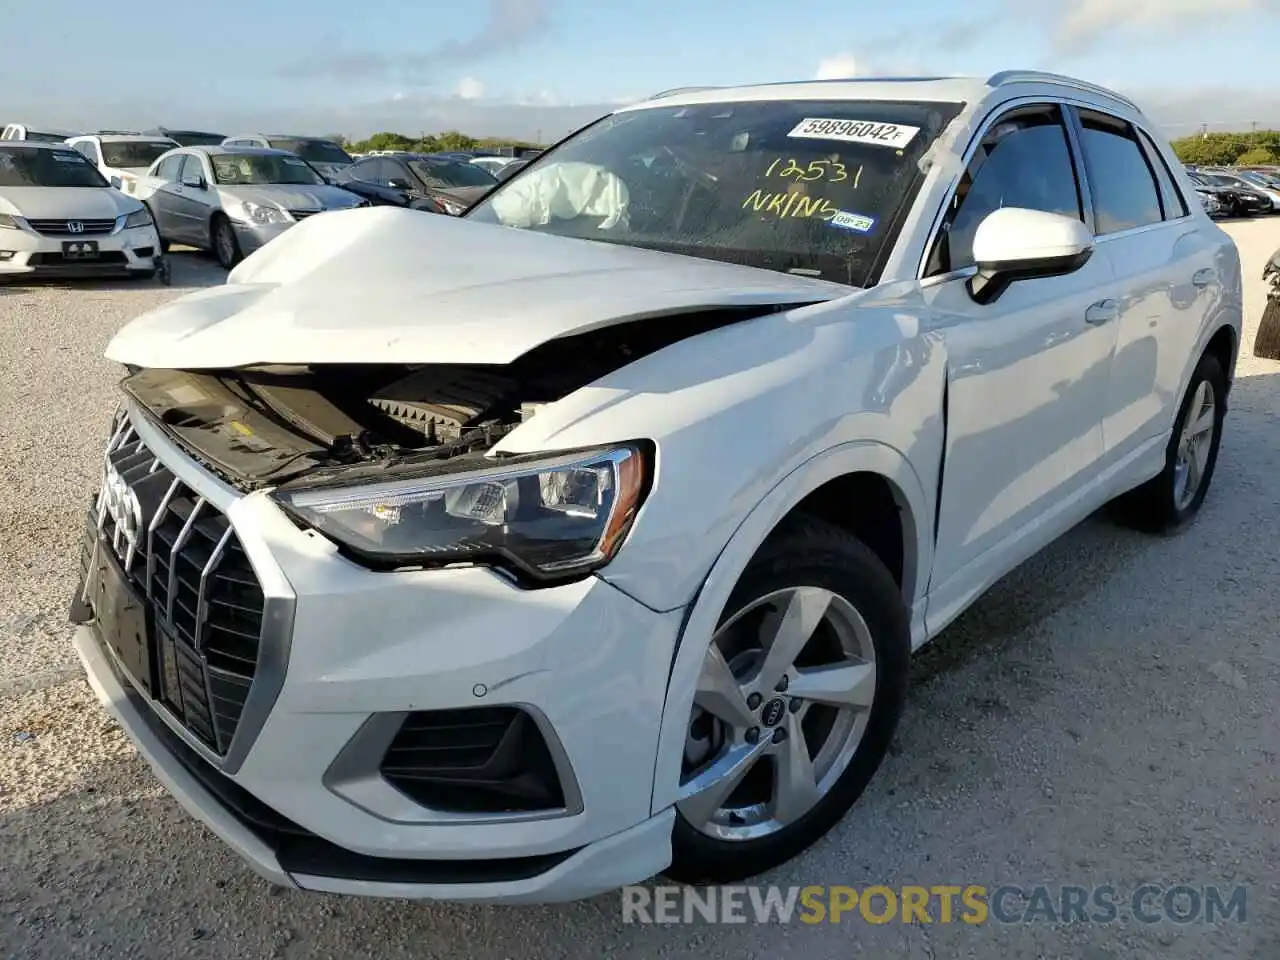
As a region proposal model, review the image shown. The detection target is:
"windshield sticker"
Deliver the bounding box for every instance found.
[52,151,86,163]
[282,157,307,166]
[764,156,863,188]
[829,210,877,233]
[788,118,920,149]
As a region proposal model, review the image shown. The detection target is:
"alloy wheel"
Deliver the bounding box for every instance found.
[1173,380,1216,511]
[678,586,878,841]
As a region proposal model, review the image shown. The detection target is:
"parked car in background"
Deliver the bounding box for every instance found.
[221,134,355,180]
[0,141,160,279]
[1194,187,1226,218]
[1233,168,1280,196]
[470,155,522,177]
[75,71,1241,903]
[495,157,531,181]
[1202,169,1280,211]
[1186,171,1269,217]
[142,127,227,147]
[66,134,179,197]
[333,153,497,214]
[132,146,366,268]
[2,123,78,142]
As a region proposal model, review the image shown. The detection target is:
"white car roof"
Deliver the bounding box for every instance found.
[70,134,178,144]
[622,71,1142,121]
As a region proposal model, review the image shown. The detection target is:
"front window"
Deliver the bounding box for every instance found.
[167,131,227,147]
[0,147,107,187]
[101,140,177,169]
[408,158,498,189]
[211,153,325,185]
[26,131,71,143]
[466,98,962,286]
[268,139,353,165]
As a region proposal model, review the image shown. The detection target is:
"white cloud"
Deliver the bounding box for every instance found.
[455,76,486,100]
[814,53,860,80]
[1041,0,1267,52]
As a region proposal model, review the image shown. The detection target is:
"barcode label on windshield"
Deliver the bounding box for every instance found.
[787,118,919,149]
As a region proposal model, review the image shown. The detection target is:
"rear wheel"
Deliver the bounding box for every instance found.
[1109,352,1226,533]
[1254,298,1280,360]
[666,515,909,883]
[211,214,241,270]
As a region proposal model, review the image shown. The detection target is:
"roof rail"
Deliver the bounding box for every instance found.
[94,129,143,135]
[985,70,1139,110]
[647,86,723,100]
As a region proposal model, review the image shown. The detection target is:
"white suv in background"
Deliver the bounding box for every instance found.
[73,71,1240,903]
[66,133,179,197]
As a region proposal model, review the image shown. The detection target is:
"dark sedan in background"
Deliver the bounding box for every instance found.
[333,153,499,215]
[1187,171,1272,217]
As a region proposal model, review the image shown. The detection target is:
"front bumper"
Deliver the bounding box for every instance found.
[0,224,159,276]
[230,219,293,254]
[71,404,684,901]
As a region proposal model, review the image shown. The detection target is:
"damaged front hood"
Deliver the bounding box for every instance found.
[104,206,846,369]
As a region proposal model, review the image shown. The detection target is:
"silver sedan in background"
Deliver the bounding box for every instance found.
[134,146,366,268]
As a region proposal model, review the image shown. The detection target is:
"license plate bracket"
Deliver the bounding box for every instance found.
[88,546,152,696]
[62,240,99,260]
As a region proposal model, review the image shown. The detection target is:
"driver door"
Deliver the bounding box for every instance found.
[921,103,1121,630]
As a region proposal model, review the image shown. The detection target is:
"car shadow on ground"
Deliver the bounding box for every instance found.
[2,372,1276,960]
[0,250,225,294]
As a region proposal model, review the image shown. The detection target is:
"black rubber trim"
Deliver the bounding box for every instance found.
[85,625,581,884]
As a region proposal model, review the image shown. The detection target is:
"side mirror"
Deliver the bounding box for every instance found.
[387,177,412,191]
[967,207,1094,305]
[109,176,122,188]
[181,174,205,190]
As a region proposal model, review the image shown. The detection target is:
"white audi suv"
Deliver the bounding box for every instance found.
[72,71,1241,903]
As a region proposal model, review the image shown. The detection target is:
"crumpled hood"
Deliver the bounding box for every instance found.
[217,183,363,213]
[105,206,848,369]
[0,186,139,219]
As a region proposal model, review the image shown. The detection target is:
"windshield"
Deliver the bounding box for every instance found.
[27,131,71,143]
[0,147,107,187]
[409,158,498,189]
[212,153,325,185]
[102,140,176,168]
[269,139,353,165]
[1241,171,1280,187]
[1204,174,1241,187]
[466,99,961,286]
[166,131,226,146]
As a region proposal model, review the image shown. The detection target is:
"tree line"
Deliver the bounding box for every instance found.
[1169,130,1280,166]
[323,130,542,155]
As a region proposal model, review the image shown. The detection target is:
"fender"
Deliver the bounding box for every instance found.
[648,439,933,815]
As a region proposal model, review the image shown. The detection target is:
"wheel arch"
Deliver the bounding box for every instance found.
[648,440,932,815]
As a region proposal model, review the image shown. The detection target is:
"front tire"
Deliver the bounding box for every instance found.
[211,214,241,270]
[666,515,910,884]
[1109,352,1226,533]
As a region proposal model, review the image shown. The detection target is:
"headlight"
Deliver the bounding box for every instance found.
[120,207,152,229]
[0,213,19,230]
[274,444,650,581]
[239,201,289,225]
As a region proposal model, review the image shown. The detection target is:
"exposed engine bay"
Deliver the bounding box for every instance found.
[121,306,789,491]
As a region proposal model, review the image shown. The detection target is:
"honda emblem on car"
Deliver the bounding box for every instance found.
[66,220,84,234]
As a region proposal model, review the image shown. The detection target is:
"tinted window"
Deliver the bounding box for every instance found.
[268,138,353,165]
[102,140,176,169]
[1137,131,1188,219]
[409,158,497,189]
[467,98,963,286]
[0,147,107,187]
[927,106,1082,275]
[1077,113,1162,234]
[349,157,388,184]
[27,131,72,143]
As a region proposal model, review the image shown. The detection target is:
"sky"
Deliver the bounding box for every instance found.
[3,0,1280,142]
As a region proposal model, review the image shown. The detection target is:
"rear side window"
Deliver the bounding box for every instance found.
[927,104,1083,275]
[1137,130,1189,219]
[178,154,206,182]
[1076,112,1163,234]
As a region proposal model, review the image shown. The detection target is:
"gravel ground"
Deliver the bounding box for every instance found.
[1,231,1278,960]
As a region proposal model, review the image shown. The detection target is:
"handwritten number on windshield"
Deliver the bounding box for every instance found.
[764,157,861,188]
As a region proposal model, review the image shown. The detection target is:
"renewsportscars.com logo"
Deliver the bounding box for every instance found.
[621,884,1249,926]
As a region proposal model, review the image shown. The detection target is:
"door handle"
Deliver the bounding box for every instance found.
[1192,268,1216,288]
[1085,299,1118,325]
